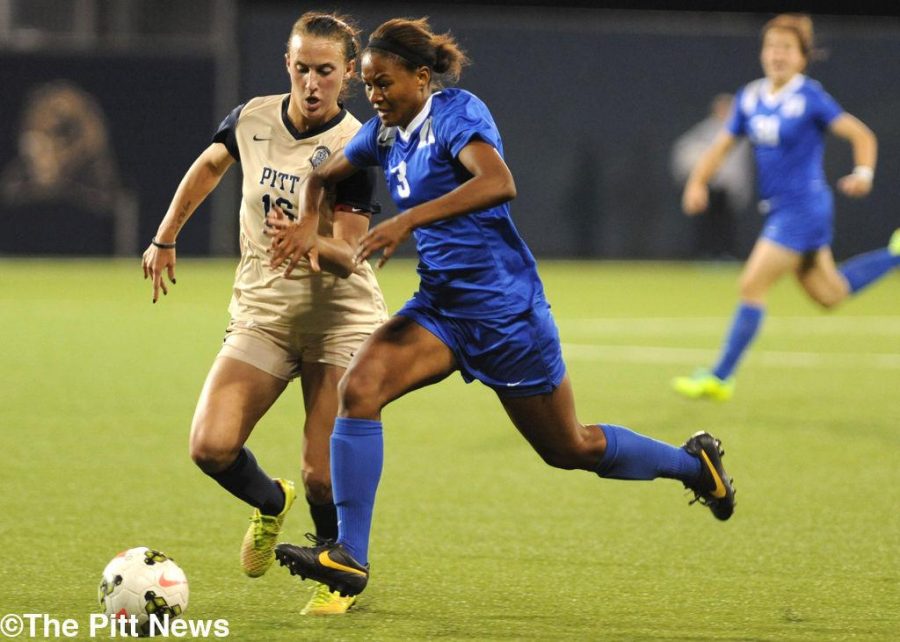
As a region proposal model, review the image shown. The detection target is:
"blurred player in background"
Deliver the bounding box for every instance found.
[671,93,753,259]
[269,17,736,600]
[673,13,900,401]
[141,12,386,615]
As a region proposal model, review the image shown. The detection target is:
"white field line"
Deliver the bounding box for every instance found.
[557,316,900,369]
[557,316,900,336]
[560,343,900,370]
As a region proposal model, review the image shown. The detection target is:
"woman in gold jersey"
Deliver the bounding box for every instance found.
[140,12,386,615]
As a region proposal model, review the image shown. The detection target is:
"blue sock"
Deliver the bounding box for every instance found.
[206,447,284,515]
[595,424,701,482]
[838,248,900,294]
[331,417,383,566]
[712,303,765,380]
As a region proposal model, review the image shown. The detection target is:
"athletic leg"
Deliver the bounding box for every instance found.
[714,239,798,377]
[500,379,734,520]
[804,235,900,307]
[331,316,456,563]
[500,375,698,479]
[190,356,296,576]
[190,356,288,512]
[673,239,798,399]
[298,361,343,541]
[276,315,458,595]
[297,360,363,614]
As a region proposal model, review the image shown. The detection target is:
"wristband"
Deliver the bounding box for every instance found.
[852,166,874,182]
[151,237,176,249]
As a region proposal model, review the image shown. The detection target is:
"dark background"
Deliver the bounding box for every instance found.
[1,0,898,259]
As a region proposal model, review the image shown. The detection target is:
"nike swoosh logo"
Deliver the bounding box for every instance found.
[505,380,525,387]
[318,551,366,577]
[253,134,271,141]
[158,571,185,588]
[699,450,727,499]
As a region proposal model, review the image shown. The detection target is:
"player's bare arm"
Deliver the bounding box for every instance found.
[142,142,234,302]
[682,130,736,216]
[266,203,370,278]
[354,140,516,267]
[831,113,877,198]
[267,149,359,274]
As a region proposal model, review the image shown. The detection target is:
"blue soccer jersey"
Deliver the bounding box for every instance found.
[344,88,543,318]
[728,74,843,203]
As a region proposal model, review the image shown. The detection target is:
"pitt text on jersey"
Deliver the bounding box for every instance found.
[259,166,301,220]
[259,166,301,193]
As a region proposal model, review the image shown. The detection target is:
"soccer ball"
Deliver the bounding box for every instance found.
[98,547,189,636]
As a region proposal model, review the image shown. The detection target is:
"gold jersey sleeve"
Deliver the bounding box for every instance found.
[227,95,387,333]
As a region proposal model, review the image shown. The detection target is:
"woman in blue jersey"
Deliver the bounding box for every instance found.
[673,13,899,401]
[267,17,735,598]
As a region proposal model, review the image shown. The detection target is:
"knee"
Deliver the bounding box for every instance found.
[532,424,604,471]
[809,290,845,310]
[190,444,238,474]
[338,368,383,417]
[303,474,332,504]
[813,297,840,311]
[737,278,763,303]
[189,423,240,474]
[190,442,240,474]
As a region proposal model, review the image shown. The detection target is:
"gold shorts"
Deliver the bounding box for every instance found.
[217,319,374,381]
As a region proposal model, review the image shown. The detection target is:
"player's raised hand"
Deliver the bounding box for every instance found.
[354,212,413,269]
[681,180,709,216]
[141,242,176,303]
[266,204,320,277]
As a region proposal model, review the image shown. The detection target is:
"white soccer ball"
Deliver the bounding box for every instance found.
[98,547,189,636]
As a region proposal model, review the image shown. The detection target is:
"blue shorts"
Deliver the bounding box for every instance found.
[396,295,566,398]
[760,190,833,253]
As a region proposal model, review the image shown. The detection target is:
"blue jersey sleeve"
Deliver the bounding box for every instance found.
[808,82,844,129]
[435,92,502,158]
[212,103,244,161]
[343,117,381,168]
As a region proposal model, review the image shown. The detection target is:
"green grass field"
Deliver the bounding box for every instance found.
[1,258,898,641]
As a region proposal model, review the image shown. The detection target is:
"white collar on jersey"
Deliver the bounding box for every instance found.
[761,73,805,108]
[397,91,439,142]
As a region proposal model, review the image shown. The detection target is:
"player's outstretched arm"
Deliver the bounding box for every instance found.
[265,203,369,278]
[141,143,234,302]
[268,149,359,276]
[354,140,515,267]
[682,130,736,216]
[831,113,877,198]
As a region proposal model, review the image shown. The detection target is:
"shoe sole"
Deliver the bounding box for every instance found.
[275,548,365,597]
[699,435,736,520]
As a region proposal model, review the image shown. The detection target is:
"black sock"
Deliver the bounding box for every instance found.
[307,496,338,541]
[206,448,284,515]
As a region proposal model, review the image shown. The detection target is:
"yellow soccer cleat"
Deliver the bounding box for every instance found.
[301,582,358,615]
[240,478,296,577]
[888,228,900,255]
[672,369,735,401]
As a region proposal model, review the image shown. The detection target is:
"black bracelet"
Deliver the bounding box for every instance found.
[151,237,176,249]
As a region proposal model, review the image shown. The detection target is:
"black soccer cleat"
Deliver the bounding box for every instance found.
[682,431,736,521]
[275,534,369,597]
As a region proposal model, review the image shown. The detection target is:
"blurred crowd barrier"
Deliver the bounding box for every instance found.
[2,1,897,258]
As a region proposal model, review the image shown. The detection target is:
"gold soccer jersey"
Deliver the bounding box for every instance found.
[214,95,387,333]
